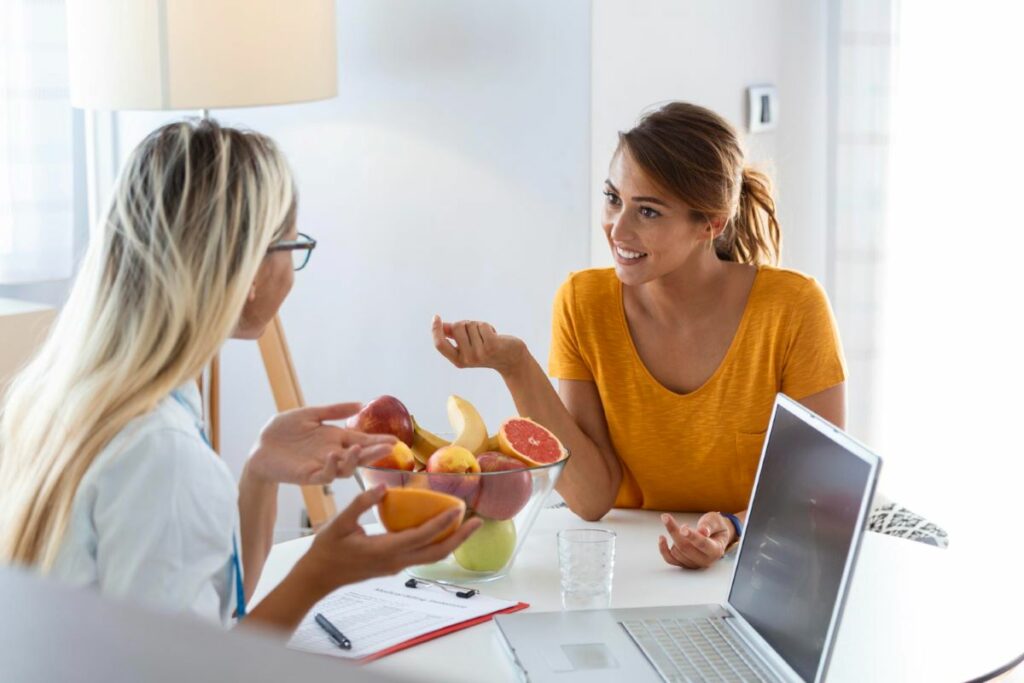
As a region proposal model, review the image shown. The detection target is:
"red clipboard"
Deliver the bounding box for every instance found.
[358,601,530,663]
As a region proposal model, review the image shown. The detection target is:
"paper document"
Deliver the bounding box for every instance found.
[289,575,522,660]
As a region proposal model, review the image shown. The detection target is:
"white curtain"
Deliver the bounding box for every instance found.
[877,2,1024,551]
[0,0,73,284]
[830,0,895,447]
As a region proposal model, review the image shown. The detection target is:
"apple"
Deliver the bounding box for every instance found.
[472,452,532,520]
[426,445,481,504]
[349,395,414,446]
[369,441,415,471]
[453,518,517,572]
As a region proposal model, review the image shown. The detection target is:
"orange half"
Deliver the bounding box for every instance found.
[377,488,465,543]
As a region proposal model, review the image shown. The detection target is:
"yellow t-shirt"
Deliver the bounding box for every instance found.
[548,266,846,513]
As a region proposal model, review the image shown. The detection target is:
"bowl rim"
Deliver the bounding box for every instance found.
[357,450,571,477]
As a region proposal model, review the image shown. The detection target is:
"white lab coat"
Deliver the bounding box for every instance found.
[51,382,240,625]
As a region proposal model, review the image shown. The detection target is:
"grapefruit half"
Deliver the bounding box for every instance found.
[497,417,567,467]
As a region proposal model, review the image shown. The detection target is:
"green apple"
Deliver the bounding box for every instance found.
[453,518,517,572]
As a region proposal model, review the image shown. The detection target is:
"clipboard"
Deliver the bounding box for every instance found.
[289,575,529,662]
[360,600,529,663]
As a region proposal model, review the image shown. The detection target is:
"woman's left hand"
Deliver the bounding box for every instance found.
[658,512,735,570]
[247,403,397,486]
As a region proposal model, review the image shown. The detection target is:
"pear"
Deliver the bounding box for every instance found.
[453,518,517,572]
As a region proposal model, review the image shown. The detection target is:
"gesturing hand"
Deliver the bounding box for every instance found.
[247,402,397,486]
[658,512,736,570]
[297,485,483,592]
[431,315,526,376]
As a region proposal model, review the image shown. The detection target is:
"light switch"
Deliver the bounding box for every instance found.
[747,85,778,132]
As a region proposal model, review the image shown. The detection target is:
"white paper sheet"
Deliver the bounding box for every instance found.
[289,575,519,659]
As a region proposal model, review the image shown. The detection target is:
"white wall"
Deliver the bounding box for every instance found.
[589,0,829,281]
[113,0,832,535]
[116,0,592,532]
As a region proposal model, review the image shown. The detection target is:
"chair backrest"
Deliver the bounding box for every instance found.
[0,298,55,392]
[257,314,337,526]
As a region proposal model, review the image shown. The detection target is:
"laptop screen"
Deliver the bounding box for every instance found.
[727,399,875,682]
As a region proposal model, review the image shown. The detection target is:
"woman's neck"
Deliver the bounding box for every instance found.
[633,252,730,325]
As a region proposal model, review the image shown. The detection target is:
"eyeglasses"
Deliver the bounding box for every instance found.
[267,232,317,271]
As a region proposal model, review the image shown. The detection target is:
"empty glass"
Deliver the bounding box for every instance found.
[557,528,616,610]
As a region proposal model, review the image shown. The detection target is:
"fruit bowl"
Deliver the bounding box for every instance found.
[348,393,569,583]
[355,455,568,583]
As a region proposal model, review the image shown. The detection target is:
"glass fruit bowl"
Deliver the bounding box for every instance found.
[355,454,568,583]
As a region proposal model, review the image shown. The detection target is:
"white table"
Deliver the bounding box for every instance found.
[253,507,1023,682]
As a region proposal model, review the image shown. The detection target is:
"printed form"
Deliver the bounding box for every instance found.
[289,575,520,660]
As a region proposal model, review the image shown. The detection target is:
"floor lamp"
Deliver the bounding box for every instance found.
[66,0,340,526]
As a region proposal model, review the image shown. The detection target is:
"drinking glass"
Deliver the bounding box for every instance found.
[557,528,616,610]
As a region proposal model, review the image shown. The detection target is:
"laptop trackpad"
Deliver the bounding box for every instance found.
[545,643,620,672]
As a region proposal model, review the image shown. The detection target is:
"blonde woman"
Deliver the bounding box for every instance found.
[0,120,480,633]
[434,102,845,571]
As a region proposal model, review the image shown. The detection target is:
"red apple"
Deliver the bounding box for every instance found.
[426,445,481,504]
[472,452,532,520]
[349,395,414,446]
[369,441,415,471]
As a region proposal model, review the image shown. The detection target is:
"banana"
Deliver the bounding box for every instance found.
[411,416,450,464]
[485,433,500,452]
[446,395,489,455]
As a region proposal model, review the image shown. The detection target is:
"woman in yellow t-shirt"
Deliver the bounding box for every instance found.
[432,102,846,570]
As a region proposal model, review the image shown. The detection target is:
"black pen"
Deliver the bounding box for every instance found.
[314,612,352,650]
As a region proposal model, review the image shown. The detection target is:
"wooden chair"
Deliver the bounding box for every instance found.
[206,315,336,527]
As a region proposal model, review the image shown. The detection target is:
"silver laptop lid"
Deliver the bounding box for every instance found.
[725,393,880,683]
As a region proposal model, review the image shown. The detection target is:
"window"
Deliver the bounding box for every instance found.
[0,0,73,284]
[830,0,895,446]
[875,2,1024,554]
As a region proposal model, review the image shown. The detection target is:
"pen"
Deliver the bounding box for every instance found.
[314,612,352,650]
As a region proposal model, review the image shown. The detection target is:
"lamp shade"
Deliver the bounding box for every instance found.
[66,0,337,110]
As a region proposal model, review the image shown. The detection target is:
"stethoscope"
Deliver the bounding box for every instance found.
[170,389,247,620]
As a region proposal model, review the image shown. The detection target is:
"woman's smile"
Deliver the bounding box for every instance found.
[613,242,649,265]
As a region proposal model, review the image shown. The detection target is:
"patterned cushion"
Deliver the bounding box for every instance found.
[868,502,949,548]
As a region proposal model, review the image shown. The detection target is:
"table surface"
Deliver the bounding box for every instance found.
[253,507,1023,683]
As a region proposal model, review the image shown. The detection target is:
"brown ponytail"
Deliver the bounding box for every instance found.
[618,102,782,267]
[717,167,781,265]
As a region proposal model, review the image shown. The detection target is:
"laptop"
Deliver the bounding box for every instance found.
[495,393,881,683]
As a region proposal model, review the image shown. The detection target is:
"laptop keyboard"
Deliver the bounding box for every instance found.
[621,617,775,683]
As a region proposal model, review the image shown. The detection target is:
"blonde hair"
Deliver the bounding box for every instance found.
[618,102,781,266]
[0,119,295,569]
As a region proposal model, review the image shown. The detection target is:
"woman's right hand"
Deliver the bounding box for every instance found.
[295,484,482,593]
[247,403,396,487]
[432,315,527,376]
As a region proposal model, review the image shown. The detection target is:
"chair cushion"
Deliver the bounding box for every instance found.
[869,502,949,548]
